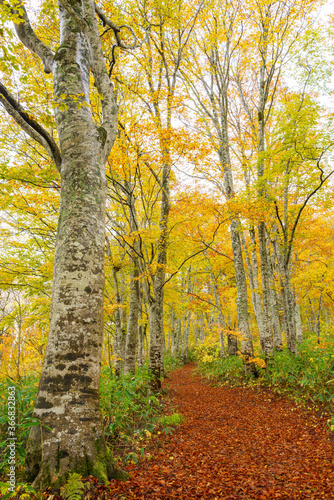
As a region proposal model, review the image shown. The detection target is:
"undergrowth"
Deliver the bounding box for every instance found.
[163,353,183,373]
[0,377,39,480]
[195,333,334,408]
[0,355,182,491]
[100,364,161,463]
[263,337,334,404]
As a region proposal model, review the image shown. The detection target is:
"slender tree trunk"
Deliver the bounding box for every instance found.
[316,293,322,344]
[211,273,226,358]
[284,265,297,353]
[124,259,139,375]
[198,314,205,342]
[295,298,303,344]
[148,297,161,389]
[175,317,182,355]
[230,219,254,370]
[111,265,124,377]
[171,314,178,355]
[137,294,145,367]
[182,312,191,364]
[218,110,255,373]
[268,244,282,350]
[148,156,170,388]
[181,268,192,363]
[257,69,274,357]
[241,230,265,345]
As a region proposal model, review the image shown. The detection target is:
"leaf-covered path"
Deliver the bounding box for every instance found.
[110,364,334,499]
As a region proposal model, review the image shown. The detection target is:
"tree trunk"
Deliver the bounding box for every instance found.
[316,294,322,344]
[230,219,254,372]
[149,297,162,389]
[218,125,255,373]
[111,264,124,378]
[148,153,170,387]
[227,328,238,356]
[137,294,145,367]
[268,245,283,350]
[182,312,191,364]
[23,2,126,488]
[241,230,265,347]
[284,265,297,354]
[257,62,274,358]
[123,260,140,375]
[181,268,192,363]
[295,298,303,344]
[210,273,226,358]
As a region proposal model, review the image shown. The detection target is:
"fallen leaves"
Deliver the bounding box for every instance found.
[105,364,334,499]
[33,364,334,499]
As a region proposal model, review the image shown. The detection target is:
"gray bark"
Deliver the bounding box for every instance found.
[111,264,124,377]
[137,294,145,367]
[210,273,226,358]
[241,230,265,345]
[295,298,303,344]
[181,269,193,363]
[230,218,254,371]
[123,260,140,375]
[268,252,283,350]
[271,233,297,353]
[227,328,238,356]
[148,154,170,387]
[256,49,274,357]
[0,0,125,488]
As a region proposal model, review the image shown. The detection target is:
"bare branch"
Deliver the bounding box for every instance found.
[0,82,62,171]
[95,3,139,49]
[0,0,54,73]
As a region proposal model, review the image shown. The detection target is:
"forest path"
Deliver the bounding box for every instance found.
[109,364,334,499]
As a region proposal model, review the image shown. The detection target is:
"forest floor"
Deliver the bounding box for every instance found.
[103,363,334,500]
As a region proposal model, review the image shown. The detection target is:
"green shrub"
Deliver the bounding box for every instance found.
[195,334,334,406]
[100,365,161,442]
[0,376,39,478]
[197,355,244,384]
[163,354,182,373]
[158,412,183,428]
[262,339,334,404]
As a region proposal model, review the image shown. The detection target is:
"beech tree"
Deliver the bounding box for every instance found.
[0,0,136,489]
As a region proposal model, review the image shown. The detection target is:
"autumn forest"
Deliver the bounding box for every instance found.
[0,0,334,498]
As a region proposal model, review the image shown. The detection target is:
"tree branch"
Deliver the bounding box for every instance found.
[0,82,62,172]
[285,159,334,267]
[0,0,54,73]
[94,2,139,49]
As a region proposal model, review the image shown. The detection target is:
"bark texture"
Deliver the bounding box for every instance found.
[6,0,125,488]
[124,261,140,375]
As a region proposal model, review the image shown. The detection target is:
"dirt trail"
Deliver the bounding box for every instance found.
[109,364,334,499]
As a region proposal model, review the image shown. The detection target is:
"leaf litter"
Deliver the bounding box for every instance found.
[108,364,334,499]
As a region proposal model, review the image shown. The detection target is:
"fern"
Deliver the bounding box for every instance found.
[60,473,84,500]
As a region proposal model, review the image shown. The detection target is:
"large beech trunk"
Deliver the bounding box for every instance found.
[24,3,125,489]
